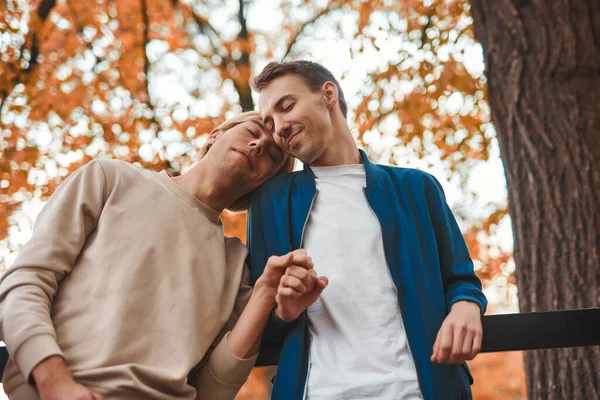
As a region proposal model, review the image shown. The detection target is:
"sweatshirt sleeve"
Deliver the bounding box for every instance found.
[190,265,258,400]
[0,160,108,382]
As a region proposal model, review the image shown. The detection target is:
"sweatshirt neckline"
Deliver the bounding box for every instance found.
[156,170,222,224]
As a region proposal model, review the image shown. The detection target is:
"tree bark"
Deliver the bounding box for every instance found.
[471,1,600,398]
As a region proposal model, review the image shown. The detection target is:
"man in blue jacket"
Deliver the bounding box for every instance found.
[247,60,487,400]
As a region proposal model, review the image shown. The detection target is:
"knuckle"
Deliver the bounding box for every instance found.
[285,266,297,276]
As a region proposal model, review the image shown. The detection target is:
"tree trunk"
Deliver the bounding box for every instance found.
[471,1,600,398]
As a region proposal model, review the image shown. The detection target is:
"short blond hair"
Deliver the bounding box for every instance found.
[199,111,295,212]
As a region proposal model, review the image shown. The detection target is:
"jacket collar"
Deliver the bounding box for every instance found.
[299,148,381,188]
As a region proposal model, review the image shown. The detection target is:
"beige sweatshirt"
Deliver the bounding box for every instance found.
[0,159,257,400]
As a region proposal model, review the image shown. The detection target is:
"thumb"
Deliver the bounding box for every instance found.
[91,390,104,400]
[268,252,294,270]
[315,276,328,291]
[280,252,294,266]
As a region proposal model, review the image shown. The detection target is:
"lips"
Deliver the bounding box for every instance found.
[286,127,304,149]
[234,148,253,171]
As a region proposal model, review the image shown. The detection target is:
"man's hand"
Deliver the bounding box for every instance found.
[274,258,328,322]
[32,356,104,400]
[431,301,482,364]
[254,249,315,306]
[254,249,328,322]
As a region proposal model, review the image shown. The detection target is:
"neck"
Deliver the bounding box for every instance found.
[311,116,361,167]
[171,160,240,212]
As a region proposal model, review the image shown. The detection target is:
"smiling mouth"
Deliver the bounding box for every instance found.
[287,129,303,149]
[234,149,253,171]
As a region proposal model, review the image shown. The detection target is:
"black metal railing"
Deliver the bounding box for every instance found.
[254,307,600,366]
[0,308,599,379]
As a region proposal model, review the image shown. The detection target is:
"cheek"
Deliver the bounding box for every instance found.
[273,135,285,148]
[258,158,276,178]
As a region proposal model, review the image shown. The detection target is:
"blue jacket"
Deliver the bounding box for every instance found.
[247,150,487,400]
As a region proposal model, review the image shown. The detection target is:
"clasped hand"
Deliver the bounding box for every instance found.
[256,249,328,322]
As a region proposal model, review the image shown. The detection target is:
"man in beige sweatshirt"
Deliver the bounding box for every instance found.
[0,111,328,400]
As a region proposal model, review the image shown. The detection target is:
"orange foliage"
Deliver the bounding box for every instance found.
[470,352,527,399]
[222,211,248,244]
[1,1,520,395]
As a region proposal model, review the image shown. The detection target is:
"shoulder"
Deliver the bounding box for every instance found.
[92,159,158,184]
[258,171,297,193]
[375,164,441,189]
[251,171,298,203]
[71,160,163,200]
[88,159,145,175]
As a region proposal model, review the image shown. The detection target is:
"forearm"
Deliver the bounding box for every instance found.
[192,288,272,400]
[32,355,73,389]
[0,271,63,382]
[226,286,273,359]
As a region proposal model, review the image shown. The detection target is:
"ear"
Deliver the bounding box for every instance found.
[322,81,338,111]
[206,128,224,145]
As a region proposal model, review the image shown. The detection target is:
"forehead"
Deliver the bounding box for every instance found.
[257,75,314,115]
[234,119,264,131]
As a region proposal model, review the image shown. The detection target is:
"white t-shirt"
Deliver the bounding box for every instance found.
[302,164,423,400]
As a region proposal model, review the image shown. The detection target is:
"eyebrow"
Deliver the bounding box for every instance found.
[248,120,264,131]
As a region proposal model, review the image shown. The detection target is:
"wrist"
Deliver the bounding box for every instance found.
[273,306,286,321]
[32,355,73,390]
[273,305,297,322]
[450,300,480,313]
[250,284,277,311]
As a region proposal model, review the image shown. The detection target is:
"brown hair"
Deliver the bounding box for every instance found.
[251,60,348,118]
[199,111,295,212]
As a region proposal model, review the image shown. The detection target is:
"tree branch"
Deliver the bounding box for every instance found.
[178,2,223,56]
[235,0,253,110]
[0,0,57,116]
[419,4,437,50]
[238,0,248,39]
[141,0,162,132]
[281,3,338,60]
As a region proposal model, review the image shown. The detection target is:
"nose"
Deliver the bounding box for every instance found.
[249,136,267,154]
[274,117,292,139]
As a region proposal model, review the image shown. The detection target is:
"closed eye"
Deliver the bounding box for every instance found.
[246,128,258,137]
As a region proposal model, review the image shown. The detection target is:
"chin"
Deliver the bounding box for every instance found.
[293,144,318,165]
